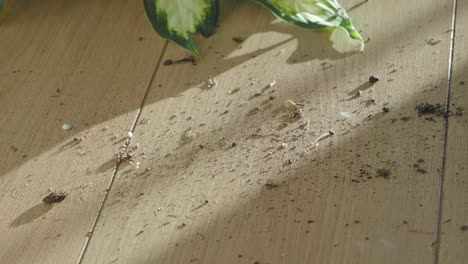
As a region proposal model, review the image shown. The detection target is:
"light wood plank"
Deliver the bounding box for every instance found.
[82,0,454,263]
[0,1,165,263]
[439,0,468,262]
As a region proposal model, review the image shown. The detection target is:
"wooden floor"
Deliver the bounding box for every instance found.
[0,0,466,263]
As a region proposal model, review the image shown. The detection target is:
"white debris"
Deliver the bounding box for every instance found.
[313,130,335,147]
[268,80,276,87]
[207,77,217,88]
[128,131,133,138]
[338,111,354,121]
[62,123,72,130]
[276,48,286,57]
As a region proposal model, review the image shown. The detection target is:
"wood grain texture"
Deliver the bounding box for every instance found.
[439,0,468,262]
[81,1,455,263]
[0,1,165,263]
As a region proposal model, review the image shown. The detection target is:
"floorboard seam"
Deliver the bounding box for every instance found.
[75,41,169,264]
[433,0,458,263]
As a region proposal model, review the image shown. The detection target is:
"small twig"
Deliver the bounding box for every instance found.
[313,130,335,146]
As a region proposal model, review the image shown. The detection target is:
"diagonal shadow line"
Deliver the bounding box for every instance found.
[0,0,458,262]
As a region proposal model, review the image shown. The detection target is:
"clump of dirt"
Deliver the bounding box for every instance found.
[284,100,304,119]
[368,75,380,83]
[163,55,196,66]
[232,37,244,43]
[376,168,391,178]
[265,182,280,189]
[413,164,427,174]
[416,103,445,117]
[163,59,174,66]
[454,106,464,117]
[43,191,67,204]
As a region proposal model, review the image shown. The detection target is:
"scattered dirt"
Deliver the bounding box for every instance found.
[454,106,464,117]
[382,107,390,113]
[376,168,391,178]
[461,225,468,231]
[43,191,67,204]
[416,103,445,117]
[413,164,427,174]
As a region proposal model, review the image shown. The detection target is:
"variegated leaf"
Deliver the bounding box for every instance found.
[0,0,5,16]
[143,0,219,56]
[249,0,364,52]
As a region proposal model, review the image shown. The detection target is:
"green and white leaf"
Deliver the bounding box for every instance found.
[249,0,364,52]
[143,0,219,56]
[0,0,5,16]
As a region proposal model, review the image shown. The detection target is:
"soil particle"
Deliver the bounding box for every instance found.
[416,103,445,117]
[426,38,441,46]
[284,100,304,118]
[376,168,391,178]
[382,107,390,113]
[232,37,244,43]
[460,225,468,231]
[413,164,427,174]
[265,182,280,189]
[43,191,67,204]
[368,75,380,83]
[163,59,174,66]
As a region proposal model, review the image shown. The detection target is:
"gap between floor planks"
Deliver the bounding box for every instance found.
[77,41,169,264]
